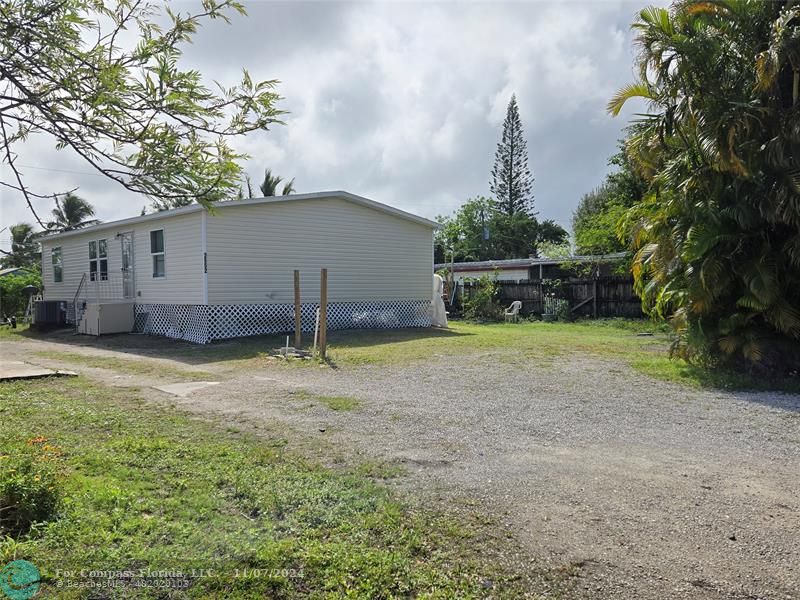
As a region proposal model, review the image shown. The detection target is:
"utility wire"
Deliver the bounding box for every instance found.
[16,163,106,177]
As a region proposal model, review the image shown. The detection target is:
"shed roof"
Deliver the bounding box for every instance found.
[0,267,34,277]
[434,252,627,272]
[40,191,439,242]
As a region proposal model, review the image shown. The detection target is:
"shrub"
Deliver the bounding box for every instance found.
[0,439,63,536]
[462,275,502,321]
[0,272,41,318]
[542,279,571,321]
[543,295,570,321]
[554,298,571,322]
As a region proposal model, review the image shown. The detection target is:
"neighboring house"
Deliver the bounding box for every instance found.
[435,253,627,284]
[38,191,437,343]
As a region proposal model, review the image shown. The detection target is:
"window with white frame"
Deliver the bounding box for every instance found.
[150,229,165,278]
[88,239,108,281]
[52,247,63,283]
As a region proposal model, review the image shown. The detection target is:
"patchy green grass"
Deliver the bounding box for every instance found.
[32,350,213,381]
[290,390,360,412]
[0,323,29,337]
[0,377,551,599]
[629,355,800,393]
[15,319,798,393]
[317,395,359,411]
[352,461,407,480]
[319,321,799,392]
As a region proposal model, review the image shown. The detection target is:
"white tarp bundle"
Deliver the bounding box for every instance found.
[431,274,448,328]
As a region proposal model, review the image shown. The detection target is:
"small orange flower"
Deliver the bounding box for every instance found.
[27,436,48,445]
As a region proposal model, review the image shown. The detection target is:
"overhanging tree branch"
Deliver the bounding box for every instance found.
[0,0,285,215]
[0,114,47,228]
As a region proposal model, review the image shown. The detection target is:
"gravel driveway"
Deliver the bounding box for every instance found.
[183,354,799,600]
[9,335,800,599]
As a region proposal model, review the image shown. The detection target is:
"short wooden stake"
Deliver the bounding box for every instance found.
[294,270,302,348]
[313,308,320,352]
[319,268,328,359]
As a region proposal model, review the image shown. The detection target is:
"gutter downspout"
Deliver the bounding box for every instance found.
[201,210,208,305]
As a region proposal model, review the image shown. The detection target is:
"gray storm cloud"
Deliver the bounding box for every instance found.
[0,0,649,250]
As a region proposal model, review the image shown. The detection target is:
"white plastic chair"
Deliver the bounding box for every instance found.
[504,300,522,323]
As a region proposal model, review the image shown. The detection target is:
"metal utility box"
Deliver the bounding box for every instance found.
[78,302,135,336]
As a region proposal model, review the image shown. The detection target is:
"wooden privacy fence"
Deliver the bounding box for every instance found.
[460,276,644,318]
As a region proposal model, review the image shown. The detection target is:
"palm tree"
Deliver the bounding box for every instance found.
[48,193,100,232]
[280,178,295,196]
[609,1,800,368]
[1,223,40,269]
[257,169,295,197]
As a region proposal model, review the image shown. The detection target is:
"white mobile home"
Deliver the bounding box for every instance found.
[38,191,437,343]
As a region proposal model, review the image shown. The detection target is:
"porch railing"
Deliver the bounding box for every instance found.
[72,273,129,329]
[82,273,125,302]
[72,273,87,330]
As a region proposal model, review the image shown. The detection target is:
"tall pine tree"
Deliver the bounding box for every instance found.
[490,94,534,215]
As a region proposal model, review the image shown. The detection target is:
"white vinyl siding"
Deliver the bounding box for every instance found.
[132,213,202,303]
[42,233,107,301]
[40,212,203,304]
[206,198,433,305]
[39,194,434,308]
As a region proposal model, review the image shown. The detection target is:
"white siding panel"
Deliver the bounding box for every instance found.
[206,198,433,304]
[41,230,121,301]
[130,212,203,304]
[41,212,203,304]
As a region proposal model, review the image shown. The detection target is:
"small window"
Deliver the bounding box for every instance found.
[150,230,165,278]
[52,247,63,283]
[88,239,108,281]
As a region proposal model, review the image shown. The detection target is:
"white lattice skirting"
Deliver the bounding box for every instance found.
[134,304,209,344]
[134,301,432,344]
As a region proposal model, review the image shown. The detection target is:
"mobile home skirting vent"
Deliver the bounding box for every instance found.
[134,304,210,344]
[134,300,432,344]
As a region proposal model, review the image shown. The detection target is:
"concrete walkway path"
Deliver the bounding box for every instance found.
[0,360,76,381]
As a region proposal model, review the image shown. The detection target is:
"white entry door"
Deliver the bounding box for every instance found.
[120,232,135,299]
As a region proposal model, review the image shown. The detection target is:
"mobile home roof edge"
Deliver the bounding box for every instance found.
[39,191,439,242]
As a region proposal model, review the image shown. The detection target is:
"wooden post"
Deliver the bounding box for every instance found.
[318,268,328,359]
[294,270,302,348]
[593,278,598,319]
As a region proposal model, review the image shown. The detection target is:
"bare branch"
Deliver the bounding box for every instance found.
[0,115,47,228]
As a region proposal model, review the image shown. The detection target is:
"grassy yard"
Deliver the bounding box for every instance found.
[178,319,797,392]
[1,319,796,597]
[317,320,797,392]
[0,377,550,599]
[31,350,215,381]
[5,319,799,392]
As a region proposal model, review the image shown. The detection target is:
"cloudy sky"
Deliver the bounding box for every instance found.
[0,0,652,250]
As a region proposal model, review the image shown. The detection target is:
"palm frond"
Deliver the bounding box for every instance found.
[607,82,655,116]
